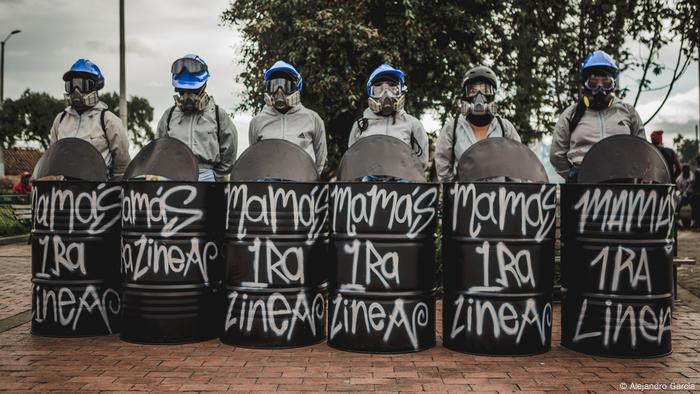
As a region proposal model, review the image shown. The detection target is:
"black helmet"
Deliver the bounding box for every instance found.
[462,66,498,91]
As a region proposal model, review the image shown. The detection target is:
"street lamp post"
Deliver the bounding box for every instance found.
[1,29,21,104]
[119,0,127,128]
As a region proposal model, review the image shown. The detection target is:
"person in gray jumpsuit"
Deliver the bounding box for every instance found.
[348,64,429,170]
[434,66,520,183]
[248,60,327,174]
[549,50,645,182]
[156,54,238,181]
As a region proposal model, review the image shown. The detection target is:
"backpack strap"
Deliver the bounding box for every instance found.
[450,114,460,169]
[214,104,222,149]
[165,106,176,133]
[215,104,221,135]
[497,116,505,136]
[100,109,108,134]
[568,100,587,134]
[59,111,67,125]
[357,118,368,133]
[99,109,115,173]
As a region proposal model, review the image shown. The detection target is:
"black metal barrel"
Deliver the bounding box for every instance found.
[119,138,223,344]
[328,135,437,353]
[31,138,122,336]
[560,135,675,357]
[220,140,328,348]
[442,138,555,355]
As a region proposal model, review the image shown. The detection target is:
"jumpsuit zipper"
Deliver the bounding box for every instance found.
[73,113,83,137]
[281,114,286,139]
[598,111,605,140]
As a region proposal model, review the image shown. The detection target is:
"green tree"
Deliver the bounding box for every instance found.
[222,0,698,177]
[0,90,154,149]
[0,90,65,149]
[673,134,700,164]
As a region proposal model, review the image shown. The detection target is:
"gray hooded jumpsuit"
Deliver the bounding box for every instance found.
[156,97,238,181]
[434,115,520,183]
[248,103,327,174]
[549,98,645,179]
[348,108,429,170]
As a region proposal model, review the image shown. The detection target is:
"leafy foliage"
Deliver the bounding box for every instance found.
[222,0,697,177]
[673,134,700,165]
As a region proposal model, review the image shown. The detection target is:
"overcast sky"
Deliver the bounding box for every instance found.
[1,0,698,152]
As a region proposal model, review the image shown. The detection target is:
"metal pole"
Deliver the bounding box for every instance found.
[119,0,127,128]
[1,41,5,103]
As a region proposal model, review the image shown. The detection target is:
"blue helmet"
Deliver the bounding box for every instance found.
[264,60,303,92]
[366,64,405,96]
[172,54,209,90]
[63,59,105,90]
[579,50,619,80]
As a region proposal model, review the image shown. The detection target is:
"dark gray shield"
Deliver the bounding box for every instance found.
[577,135,671,184]
[231,139,318,181]
[337,135,425,182]
[456,137,548,183]
[33,137,107,181]
[123,137,199,181]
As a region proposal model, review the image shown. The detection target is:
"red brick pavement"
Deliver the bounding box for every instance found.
[0,244,31,320]
[1,242,700,392]
[0,302,698,392]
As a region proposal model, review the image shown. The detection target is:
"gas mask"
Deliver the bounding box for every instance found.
[461,81,497,127]
[368,81,405,116]
[263,77,300,111]
[64,89,98,110]
[582,73,615,110]
[174,88,208,113]
[64,77,99,110]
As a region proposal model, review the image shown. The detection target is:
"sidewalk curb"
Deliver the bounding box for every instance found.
[678,286,700,313]
[0,310,31,334]
[0,234,29,246]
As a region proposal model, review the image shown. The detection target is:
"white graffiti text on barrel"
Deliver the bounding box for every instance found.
[442,183,556,355]
[221,182,328,348]
[329,183,438,353]
[120,181,223,344]
[31,181,122,336]
[560,184,674,357]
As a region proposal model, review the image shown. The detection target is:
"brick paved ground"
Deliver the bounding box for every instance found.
[677,230,700,299]
[1,241,700,392]
[0,243,31,320]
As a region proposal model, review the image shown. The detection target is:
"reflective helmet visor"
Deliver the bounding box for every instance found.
[64,77,98,93]
[171,57,208,75]
[265,78,297,95]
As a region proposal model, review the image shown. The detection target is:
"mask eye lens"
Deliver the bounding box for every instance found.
[466,82,493,97]
[266,78,295,94]
[585,75,614,91]
[65,78,95,93]
[371,81,400,97]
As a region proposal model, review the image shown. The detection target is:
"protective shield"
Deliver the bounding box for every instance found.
[123,137,199,181]
[337,135,425,182]
[577,135,671,184]
[456,137,548,182]
[32,137,107,181]
[231,139,318,181]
